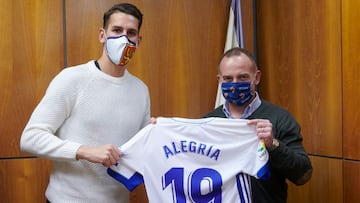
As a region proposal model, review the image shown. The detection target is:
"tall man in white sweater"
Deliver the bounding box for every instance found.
[20,3,150,203]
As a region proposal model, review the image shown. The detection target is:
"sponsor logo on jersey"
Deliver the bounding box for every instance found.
[257,140,268,161]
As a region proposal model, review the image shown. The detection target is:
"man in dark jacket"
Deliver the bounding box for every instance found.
[203,47,312,203]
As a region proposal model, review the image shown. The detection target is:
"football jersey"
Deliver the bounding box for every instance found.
[108,117,270,203]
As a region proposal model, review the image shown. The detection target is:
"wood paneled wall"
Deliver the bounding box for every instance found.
[2,0,360,202]
[256,0,342,158]
[256,0,360,202]
[342,0,360,161]
[1,0,64,157]
[0,0,63,202]
[342,1,360,202]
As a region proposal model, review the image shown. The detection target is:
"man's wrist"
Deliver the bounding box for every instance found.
[268,138,280,151]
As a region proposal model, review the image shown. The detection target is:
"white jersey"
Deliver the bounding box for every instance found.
[108,117,270,203]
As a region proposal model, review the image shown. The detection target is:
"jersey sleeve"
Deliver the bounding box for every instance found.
[107,123,154,191]
[249,141,270,179]
[205,118,270,180]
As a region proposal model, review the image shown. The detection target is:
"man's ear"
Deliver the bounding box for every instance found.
[99,28,106,43]
[137,35,142,47]
[255,70,261,85]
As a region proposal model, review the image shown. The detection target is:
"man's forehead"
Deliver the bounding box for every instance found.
[108,12,139,28]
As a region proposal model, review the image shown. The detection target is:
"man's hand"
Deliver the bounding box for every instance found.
[76,144,121,167]
[150,117,157,124]
[247,119,274,148]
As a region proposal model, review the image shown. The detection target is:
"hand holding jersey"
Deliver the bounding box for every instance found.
[247,119,279,151]
[107,117,270,203]
[76,144,121,167]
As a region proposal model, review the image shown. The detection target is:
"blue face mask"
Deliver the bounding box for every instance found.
[221,82,253,105]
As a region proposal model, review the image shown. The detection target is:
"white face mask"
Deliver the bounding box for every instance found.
[105,35,137,66]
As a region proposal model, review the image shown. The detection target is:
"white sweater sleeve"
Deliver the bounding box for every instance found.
[20,68,81,160]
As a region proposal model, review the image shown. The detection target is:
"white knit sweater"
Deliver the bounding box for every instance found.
[20,61,151,203]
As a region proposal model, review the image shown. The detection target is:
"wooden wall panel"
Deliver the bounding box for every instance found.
[342,0,360,160]
[65,0,115,65]
[241,0,255,53]
[0,0,64,158]
[287,156,343,203]
[139,0,231,117]
[66,0,231,118]
[256,0,342,157]
[0,0,13,156]
[344,160,360,202]
[0,0,63,202]
[0,158,51,203]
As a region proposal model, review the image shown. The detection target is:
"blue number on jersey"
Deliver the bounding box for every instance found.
[162,167,222,203]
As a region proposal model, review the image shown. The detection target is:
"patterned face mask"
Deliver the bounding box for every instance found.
[105,35,136,66]
[221,81,253,105]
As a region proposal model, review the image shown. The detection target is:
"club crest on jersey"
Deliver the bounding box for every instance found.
[163,140,220,161]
